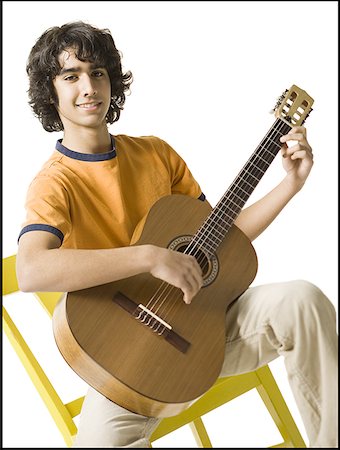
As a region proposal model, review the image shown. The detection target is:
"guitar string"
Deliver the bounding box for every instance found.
[137,119,289,331]
[185,119,290,256]
[151,119,289,326]
[139,119,288,331]
[143,119,288,327]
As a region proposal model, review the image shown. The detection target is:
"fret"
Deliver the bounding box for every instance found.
[194,238,216,256]
[266,136,282,148]
[205,224,225,240]
[192,118,292,254]
[239,170,261,185]
[207,216,234,230]
[203,212,235,237]
[222,195,243,211]
[254,152,272,166]
[247,160,266,174]
[208,217,233,236]
[210,204,239,223]
[258,141,280,157]
[235,177,256,193]
[234,183,252,198]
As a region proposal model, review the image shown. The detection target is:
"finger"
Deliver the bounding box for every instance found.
[182,269,203,304]
[187,256,203,286]
[288,149,311,161]
[285,142,313,156]
[280,133,305,143]
[183,292,192,305]
[182,279,196,304]
[289,126,307,137]
[281,143,288,158]
[188,267,203,293]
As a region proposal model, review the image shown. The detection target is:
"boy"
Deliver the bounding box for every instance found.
[16,21,337,447]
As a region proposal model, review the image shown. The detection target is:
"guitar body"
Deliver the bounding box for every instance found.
[53,194,258,417]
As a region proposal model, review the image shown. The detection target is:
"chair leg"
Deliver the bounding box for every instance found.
[189,418,213,448]
[255,366,306,448]
[3,306,76,447]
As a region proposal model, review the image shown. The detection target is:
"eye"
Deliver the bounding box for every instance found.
[64,75,78,82]
[92,70,105,78]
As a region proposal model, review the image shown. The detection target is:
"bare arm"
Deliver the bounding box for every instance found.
[234,126,314,241]
[17,231,203,304]
[234,177,299,241]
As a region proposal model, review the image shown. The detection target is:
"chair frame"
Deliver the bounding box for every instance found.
[3,255,306,448]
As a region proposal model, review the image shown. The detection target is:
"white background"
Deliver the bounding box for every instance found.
[2,1,338,447]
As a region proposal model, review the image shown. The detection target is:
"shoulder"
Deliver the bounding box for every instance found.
[114,134,170,150]
[27,150,73,195]
[114,134,180,163]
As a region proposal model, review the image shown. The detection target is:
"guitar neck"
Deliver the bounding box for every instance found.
[191,118,292,255]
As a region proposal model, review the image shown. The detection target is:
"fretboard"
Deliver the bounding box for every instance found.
[191,118,292,256]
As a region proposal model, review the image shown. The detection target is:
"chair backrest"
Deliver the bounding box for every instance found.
[2,254,85,447]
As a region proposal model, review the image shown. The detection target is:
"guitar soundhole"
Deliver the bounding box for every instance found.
[176,244,209,276]
[168,235,219,287]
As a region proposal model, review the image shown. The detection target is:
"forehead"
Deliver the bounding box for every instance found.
[58,48,85,68]
[56,48,106,76]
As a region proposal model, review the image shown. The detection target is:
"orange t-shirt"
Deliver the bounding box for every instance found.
[18,134,205,249]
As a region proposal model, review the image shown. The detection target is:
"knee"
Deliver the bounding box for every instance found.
[282,280,336,323]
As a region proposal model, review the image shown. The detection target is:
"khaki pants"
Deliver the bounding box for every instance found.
[73,280,338,448]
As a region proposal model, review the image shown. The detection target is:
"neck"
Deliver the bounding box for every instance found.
[188,118,292,256]
[61,125,112,154]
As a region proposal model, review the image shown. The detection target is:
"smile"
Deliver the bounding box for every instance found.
[77,102,101,110]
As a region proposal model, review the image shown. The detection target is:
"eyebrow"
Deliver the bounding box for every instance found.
[59,64,105,76]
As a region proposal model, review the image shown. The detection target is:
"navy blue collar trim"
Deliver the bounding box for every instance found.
[56,136,116,161]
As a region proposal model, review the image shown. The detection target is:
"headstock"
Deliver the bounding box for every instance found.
[273,84,314,126]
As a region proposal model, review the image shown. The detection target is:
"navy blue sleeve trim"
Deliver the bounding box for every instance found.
[198,192,206,201]
[18,224,64,244]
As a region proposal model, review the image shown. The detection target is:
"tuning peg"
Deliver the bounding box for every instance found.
[306,108,313,117]
[301,108,313,125]
[271,100,283,113]
[271,89,289,113]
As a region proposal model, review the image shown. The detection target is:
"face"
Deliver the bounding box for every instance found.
[52,49,111,132]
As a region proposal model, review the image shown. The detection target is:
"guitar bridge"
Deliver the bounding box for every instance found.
[113,291,190,354]
[134,303,172,334]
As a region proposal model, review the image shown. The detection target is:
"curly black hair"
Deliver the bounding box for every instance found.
[26,21,133,132]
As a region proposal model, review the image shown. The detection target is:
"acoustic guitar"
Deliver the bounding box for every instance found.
[53,85,314,418]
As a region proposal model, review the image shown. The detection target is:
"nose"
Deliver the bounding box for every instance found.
[81,75,97,97]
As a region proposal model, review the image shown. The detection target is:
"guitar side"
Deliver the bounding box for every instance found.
[53,194,258,417]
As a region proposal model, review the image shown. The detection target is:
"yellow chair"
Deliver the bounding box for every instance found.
[3,254,306,448]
